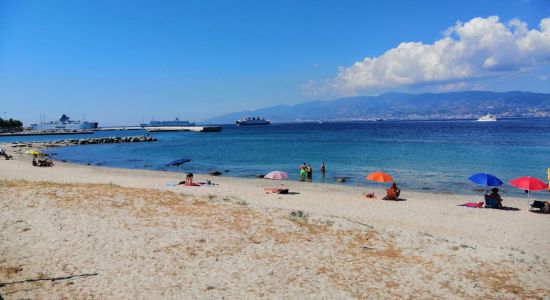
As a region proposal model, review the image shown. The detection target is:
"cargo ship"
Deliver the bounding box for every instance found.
[236,117,270,125]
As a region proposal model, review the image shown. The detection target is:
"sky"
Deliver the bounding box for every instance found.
[1,0,550,126]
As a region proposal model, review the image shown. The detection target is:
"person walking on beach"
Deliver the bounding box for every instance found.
[306,164,313,181]
[320,162,326,177]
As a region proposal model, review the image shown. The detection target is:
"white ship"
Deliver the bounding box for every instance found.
[477,114,497,122]
[30,114,98,131]
[236,117,271,125]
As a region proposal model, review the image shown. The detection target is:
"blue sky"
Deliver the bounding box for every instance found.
[1,0,549,125]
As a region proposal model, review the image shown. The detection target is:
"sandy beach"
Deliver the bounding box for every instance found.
[1,143,549,299]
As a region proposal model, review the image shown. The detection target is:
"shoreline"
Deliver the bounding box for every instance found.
[32,140,550,199]
[1,141,549,298]
[3,141,547,200]
[1,141,549,249]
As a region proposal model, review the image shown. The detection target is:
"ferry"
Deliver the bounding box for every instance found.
[236,117,271,125]
[30,114,98,131]
[477,114,497,122]
[140,118,195,127]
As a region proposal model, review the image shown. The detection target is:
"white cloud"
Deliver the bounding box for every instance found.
[305,16,550,96]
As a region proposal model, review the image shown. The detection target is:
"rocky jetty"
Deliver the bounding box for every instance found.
[57,136,157,145]
[11,136,157,147]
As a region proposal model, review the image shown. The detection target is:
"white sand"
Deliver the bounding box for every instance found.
[1,143,549,299]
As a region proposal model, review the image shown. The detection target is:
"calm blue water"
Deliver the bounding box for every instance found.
[2,119,549,198]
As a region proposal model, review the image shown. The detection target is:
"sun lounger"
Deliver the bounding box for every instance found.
[531,201,550,213]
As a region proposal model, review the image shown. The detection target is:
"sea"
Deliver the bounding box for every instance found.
[2,118,550,198]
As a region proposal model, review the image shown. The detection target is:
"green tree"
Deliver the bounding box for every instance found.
[0,117,23,129]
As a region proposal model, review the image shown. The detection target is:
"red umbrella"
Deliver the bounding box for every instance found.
[509,176,548,191]
[509,176,549,203]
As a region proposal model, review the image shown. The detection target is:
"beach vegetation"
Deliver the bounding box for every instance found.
[0,117,23,132]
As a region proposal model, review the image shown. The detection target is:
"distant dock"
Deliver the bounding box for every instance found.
[145,126,222,132]
[97,126,222,133]
[95,127,143,131]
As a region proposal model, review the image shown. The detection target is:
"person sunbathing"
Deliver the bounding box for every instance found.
[180,173,201,186]
[0,147,12,160]
[185,173,194,185]
[264,188,289,194]
[390,183,400,198]
[487,188,503,208]
[36,158,54,167]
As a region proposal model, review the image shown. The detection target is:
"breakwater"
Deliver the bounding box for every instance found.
[10,136,157,147]
[59,136,157,145]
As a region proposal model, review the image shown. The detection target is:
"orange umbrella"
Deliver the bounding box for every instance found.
[365,171,393,196]
[366,171,393,182]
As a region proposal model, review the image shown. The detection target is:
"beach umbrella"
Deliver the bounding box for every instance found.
[509,176,548,203]
[509,176,548,191]
[468,173,503,202]
[25,150,42,156]
[366,171,393,182]
[365,171,393,196]
[166,158,191,167]
[468,173,503,187]
[264,171,288,180]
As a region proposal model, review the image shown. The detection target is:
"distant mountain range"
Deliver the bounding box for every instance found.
[204,91,550,124]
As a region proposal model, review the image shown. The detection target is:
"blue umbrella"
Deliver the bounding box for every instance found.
[166,158,191,167]
[468,173,503,187]
[469,173,503,203]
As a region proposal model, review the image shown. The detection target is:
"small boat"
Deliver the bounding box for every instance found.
[236,117,270,125]
[477,114,497,122]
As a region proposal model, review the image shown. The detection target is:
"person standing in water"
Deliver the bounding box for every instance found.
[299,162,307,181]
[306,164,313,181]
[320,162,326,177]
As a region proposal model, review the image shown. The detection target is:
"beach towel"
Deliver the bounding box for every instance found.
[459,202,484,208]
